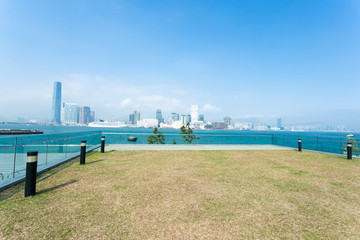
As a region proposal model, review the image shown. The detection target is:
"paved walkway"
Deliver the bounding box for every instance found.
[104,144,293,151]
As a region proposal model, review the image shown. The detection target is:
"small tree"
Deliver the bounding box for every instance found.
[342,134,360,156]
[180,122,197,144]
[147,128,165,144]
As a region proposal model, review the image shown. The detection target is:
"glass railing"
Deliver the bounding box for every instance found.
[103,131,353,156]
[0,131,101,190]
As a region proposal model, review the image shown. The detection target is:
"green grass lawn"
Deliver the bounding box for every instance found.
[1,150,360,239]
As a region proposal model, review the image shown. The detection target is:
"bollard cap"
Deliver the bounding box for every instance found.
[347,142,352,147]
[101,136,105,140]
[298,139,302,142]
[81,140,86,146]
[27,151,38,162]
[27,151,38,157]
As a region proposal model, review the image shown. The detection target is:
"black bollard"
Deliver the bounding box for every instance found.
[25,151,38,197]
[101,136,105,153]
[347,142,352,160]
[298,139,302,152]
[80,140,86,164]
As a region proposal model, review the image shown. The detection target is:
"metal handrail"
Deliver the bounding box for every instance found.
[0,132,100,150]
[103,132,349,143]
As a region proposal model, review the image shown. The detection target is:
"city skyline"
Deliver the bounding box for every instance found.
[0,1,359,128]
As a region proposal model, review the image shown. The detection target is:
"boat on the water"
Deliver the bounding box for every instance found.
[127,136,138,142]
[0,129,43,135]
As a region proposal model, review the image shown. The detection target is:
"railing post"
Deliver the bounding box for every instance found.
[80,141,86,164]
[45,135,49,165]
[298,138,302,151]
[25,151,38,197]
[101,136,105,153]
[317,137,319,151]
[13,137,17,178]
[65,135,68,157]
[347,142,352,160]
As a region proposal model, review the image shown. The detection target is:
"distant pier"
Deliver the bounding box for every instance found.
[0,129,43,135]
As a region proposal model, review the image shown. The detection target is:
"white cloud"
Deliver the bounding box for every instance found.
[203,104,221,112]
[121,98,132,107]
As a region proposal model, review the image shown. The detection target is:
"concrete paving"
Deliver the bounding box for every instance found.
[104,144,293,151]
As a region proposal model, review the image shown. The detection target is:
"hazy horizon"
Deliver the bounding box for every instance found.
[1,1,359,128]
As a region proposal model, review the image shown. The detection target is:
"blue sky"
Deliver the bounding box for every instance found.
[0,0,359,126]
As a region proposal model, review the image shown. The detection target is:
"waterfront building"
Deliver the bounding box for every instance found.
[277,118,283,130]
[187,115,191,123]
[51,81,62,124]
[224,116,232,126]
[180,115,187,125]
[129,111,141,125]
[90,111,95,123]
[156,109,164,124]
[137,119,158,128]
[212,122,227,130]
[199,114,204,122]
[191,104,199,123]
[61,103,79,124]
[171,113,180,122]
[79,106,91,125]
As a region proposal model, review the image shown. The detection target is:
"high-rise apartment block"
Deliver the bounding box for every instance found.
[90,111,95,123]
[79,106,91,125]
[156,109,164,124]
[129,111,141,125]
[277,118,283,130]
[224,116,232,126]
[51,82,62,123]
[171,113,180,122]
[61,103,79,124]
[191,104,199,123]
[199,114,204,122]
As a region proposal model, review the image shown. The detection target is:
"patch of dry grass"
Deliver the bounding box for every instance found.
[1,150,360,239]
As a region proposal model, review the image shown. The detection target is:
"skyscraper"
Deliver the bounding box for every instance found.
[156,109,164,124]
[171,113,180,122]
[51,82,62,123]
[79,106,91,125]
[224,116,232,126]
[199,114,204,122]
[180,115,186,125]
[129,110,141,125]
[277,118,283,130]
[191,104,199,123]
[61,103,79,124]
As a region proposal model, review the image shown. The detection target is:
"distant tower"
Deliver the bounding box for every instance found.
[224,116,232,126]
[277,118,283,129]
[191,104,199,123]
[199,114,204,122]
[129,110,140,125]
[180,115,186,125]
[156,109,164,124]
[61,103,79,124]
[51,82,62,123]
[171,113,180,122]
[79,106,91,125]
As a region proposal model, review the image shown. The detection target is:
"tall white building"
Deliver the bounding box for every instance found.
[61,103,79,124]
[191,104,199,123]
